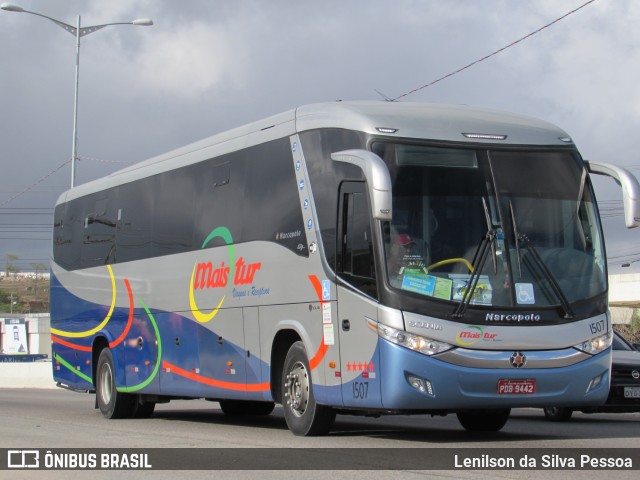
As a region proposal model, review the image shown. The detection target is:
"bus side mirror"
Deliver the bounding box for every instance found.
[331,149,392,221]
[586,161,640,228]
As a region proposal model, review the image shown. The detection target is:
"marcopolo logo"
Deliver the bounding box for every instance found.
[275,230,302,240]
[486,312,541,322]
[189,226,261,323]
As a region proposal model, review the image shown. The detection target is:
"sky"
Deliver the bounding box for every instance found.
[1,0,640,275]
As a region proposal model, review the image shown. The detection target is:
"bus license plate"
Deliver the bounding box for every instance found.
[624,387,640,398]
[497,379,536,395]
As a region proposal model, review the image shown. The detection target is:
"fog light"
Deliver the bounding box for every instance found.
[586,372,607,393]
[407,374,434,396]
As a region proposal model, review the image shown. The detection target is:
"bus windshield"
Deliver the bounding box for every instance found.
[372,143,606,309]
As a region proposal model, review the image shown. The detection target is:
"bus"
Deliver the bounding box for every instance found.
[50,101,640,434]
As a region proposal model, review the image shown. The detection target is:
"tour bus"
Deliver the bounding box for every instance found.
[50,101,640,434]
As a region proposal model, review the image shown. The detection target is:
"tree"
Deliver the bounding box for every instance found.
[30,263,47,298]
[5,254,19,278]
[631,308,640,336]
[30,263,47,278]
[0,288,18,314]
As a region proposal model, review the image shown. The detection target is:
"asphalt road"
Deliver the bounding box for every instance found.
[1,388,639,479]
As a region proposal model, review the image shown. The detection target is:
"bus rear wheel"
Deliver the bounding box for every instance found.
[456,408,510,432]
[282,341,335,436]
[96,348,134,419]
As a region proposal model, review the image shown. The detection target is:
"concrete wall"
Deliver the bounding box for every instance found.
[609,273,640,305]
[0,361,56,389]
[0,316,54,388]
[610,306,634,324]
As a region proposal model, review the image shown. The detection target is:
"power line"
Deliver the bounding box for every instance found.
[0,159,70,208]
[0,154,137,209]
[391,0,598,101]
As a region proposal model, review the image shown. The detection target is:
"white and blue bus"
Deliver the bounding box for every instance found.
[51,101,640,434]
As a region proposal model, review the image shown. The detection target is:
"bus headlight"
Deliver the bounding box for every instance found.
[574,331,612,355]
[377,323,453,356]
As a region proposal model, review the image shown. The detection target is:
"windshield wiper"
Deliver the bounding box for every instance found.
[508,201,522,279]
[452,198,496,319]
[508,202,574,319]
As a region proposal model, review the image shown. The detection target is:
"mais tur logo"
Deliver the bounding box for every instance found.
[455,325,499,346]
[188,226,261,322]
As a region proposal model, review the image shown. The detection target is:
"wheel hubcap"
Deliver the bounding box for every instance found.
[99,362,113,405]
[284,361,309,417]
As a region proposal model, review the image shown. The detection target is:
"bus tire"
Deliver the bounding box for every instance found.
[282,341,335,436]
[456,408,510,432]
[219,400,275,416]
[96,348,134,419]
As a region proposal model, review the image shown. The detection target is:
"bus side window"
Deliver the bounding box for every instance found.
[338,182,377,298]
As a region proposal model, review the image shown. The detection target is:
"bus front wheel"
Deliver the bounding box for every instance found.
[456,408,510,432]
[96,348,134,419]
[281,341,335,436]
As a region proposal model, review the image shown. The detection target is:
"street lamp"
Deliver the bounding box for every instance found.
[1,3,153,188]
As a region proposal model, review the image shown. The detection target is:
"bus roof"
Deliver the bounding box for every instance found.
[295,101,571,145]
[58,101,573,204]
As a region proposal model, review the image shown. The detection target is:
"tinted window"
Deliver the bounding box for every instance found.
[242,140,306,252]
[53,137,306,270]
[193,138,306,253]
[82,192,118,268]
[300,129,367,269]
[117,180,154,263]
[152,169,196,257]
[338,182,377,298]
[53,201,83,270]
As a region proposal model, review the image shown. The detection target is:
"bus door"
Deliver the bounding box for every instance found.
[336,182,383,408]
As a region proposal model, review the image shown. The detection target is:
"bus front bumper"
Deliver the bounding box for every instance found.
[379,340,611,410]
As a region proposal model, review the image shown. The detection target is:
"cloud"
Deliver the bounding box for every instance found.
[134,21,244,98]
[3,0,640,273]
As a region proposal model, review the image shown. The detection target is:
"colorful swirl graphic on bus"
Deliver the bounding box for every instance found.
[189,226,235,322]
[52,232,326,396]
[51,276,135,351]
[50,264,117,338]
[54,296,162,393]
[118,299,163,393]
[188,226,263,323]
[163,275,330,391]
